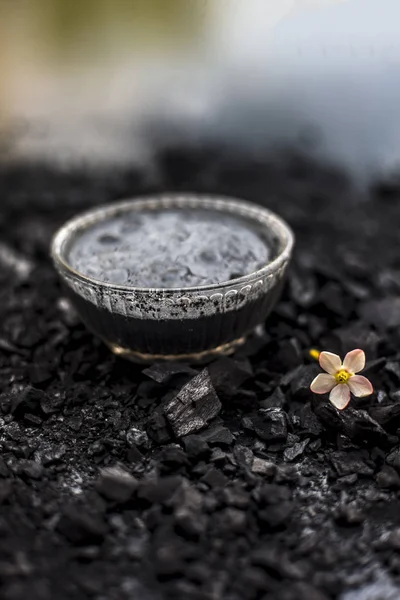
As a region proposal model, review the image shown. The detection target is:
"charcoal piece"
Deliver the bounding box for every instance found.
[158,446,190,468]
[0,459,10,478]
[260,387,286,410]
[331,324,380,358]
[9,387,45,417]
[57,506,107,545]
[163,369,221,438]
[329,452,374,477]
[40,392,65,415]
[284,439,309,462]
[251,546,306,579]
[24,413,43,427]
[208,357,253,399]
[251,458,276,476]
[14,460,44,480]
[314,404,391,446]
[334,503,364,526]
[171,483,207,537]
[0,480,12,504]
[136,476,183,505]
[196,423,234,446]
[181,434,210,458]
[376,465,400,489]
[255,484,294,529]
[369,403,400,430]
[143,362,197,384]
[146,412,171,444]
[96,466,137,502]
[280,583,330,600]
[28,363,53,385]
[386,447,400,471]
[290,364,320,399]
[36,445,66,466]
[126,426,150,449]
[360,297,400,330]
[297,403,323,437]
[253,408,288,443]
[200,468,228,488]
[289,269,317,308]
[218,508,247,533]
[385,361,400,382]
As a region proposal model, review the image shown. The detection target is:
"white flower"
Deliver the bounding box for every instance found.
[310,349,373,410]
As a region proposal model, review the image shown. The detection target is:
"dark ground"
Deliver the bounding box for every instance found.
[2,146,400,600]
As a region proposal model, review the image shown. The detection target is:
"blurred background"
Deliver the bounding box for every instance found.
[0,0,399,179]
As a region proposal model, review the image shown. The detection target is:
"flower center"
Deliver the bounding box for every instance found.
[335,369,351,384]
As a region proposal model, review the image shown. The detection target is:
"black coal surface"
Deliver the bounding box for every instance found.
[1,148,400,600]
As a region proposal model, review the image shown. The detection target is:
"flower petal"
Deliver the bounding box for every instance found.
[310,373,337,394]
[319,351,342,375]
[329,384,351,410]
[347,375,373,397]
[343,349,366,374]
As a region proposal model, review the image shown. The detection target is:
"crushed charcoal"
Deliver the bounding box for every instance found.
[4,152,400,600]
[163,369,222,438]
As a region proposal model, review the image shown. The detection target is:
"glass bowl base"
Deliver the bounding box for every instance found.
[106,335,247,364]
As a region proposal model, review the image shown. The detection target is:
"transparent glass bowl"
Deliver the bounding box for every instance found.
[51,194,294,363]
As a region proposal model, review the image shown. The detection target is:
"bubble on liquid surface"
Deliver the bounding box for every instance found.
[68,209,271,288]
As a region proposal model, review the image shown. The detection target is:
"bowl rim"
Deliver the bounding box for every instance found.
[51,193,294,294]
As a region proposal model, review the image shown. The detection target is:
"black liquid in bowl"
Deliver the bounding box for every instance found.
[51,195,294,362]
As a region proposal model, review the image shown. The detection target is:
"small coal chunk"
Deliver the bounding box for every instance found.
[142,362,197,384]
[334,503,364,526]
[146,412,171,444]
[136,476,182,505]
[260,387,286,409]
[208,356,252,398]
[182,434,210,458]
[298,403,323,437]
[0,459,10,478]
[370,403,400,430]
[28,363,53,385]
[360,296,400,330]
[96,466,137,502]
[164,369,221,438]
[251,546,305,579]
[329,451,374,477]
[196,423,234,446]
[376,465,400,489]
[40,392,65,415]
[386,447,400,472]
[314,404,390,445]
[290,365,320,399]
[253,408,288,443]
[36,445,66,466]
[385,361,400,382]
[255,484,294,529]
[200,468,228,488]
[10,387,45,417]
[251,458,276,476]
[126,426,150,449]
[57,506,107,545]
[14,460,44,480]
[0,480,12,504]
[284,439,309,462]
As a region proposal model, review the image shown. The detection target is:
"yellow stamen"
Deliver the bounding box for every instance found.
[309,349,320,360]
[335,369,351,384]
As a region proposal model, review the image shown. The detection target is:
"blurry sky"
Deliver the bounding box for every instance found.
[1,0,399,175]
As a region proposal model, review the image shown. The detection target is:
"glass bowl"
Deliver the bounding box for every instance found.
[51,194,294,363]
